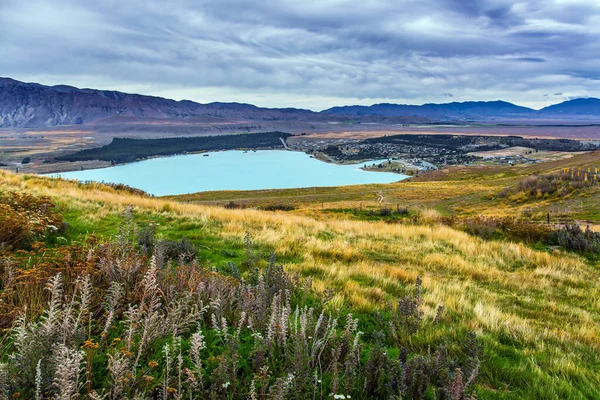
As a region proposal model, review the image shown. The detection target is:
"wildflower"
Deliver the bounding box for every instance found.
[143,375,154,382]
[252,332,263,339]
[119,349,132,357]
[167,387,177,394]
[148,360,159,368]
[83,339,100,350]
[222,381,231,389]
[111,337,121,345]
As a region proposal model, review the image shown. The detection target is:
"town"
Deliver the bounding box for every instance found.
[288,133,600,173]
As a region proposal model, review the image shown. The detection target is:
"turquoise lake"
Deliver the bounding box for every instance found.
[54,150,407,196]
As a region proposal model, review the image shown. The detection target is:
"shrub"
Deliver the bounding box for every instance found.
[156,237,197,263]
[224,201,243,209]
[136,223,157,255]
[550,225,600,254]
[440,216,552,244]
[0,204,31,250]
[464,216,500,240]
[261,204,296,212]
[499,172,595,202]
[0,192,64,250]
[379,207,392,216]
[106,182,150,197]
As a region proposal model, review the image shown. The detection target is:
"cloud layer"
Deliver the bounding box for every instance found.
[1,0,600,110]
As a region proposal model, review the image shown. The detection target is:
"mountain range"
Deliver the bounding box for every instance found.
[324,99,600,120]
[1,77,600,128]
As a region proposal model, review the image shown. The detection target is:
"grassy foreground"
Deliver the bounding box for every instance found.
[0,161,599,398]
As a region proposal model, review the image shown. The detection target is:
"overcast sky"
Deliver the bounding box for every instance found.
[1,0,600,110]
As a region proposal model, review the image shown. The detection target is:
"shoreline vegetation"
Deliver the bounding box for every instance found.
[56,132,293,164]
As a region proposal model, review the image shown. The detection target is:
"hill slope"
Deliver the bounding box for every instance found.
[1,163,599,398]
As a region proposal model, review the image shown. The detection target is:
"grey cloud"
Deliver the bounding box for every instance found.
[566,96,590,100]
[1,0,600,110]
[514,57,546,63]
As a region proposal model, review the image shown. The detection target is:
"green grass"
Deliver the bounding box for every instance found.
[45,201,600,398]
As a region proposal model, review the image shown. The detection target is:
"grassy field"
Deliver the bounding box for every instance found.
[1,152,600,398]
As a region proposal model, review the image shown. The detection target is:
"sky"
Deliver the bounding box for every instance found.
[1,0,600,111]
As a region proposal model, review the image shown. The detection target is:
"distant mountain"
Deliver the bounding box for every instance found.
[0,78,316,128]
[539,98,600,116]
[323,101,535,120]
[2,77,600,128]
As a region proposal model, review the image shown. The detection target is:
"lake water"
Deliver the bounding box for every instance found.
[54,150,407,196]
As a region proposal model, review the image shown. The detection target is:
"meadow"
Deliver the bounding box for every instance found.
[0,151,599,398]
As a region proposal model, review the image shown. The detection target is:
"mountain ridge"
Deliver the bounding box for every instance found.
[322,99,600,120]
[1,77,599,128]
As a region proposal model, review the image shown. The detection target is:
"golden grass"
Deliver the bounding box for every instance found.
[1,169,600,353]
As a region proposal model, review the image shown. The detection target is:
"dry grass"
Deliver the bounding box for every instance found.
[1,170,598,351]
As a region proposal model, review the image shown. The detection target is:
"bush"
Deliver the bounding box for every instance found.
[550,225,600,254]
[499,172,594,202]
[136,223,157,255]
[224,201,244,209]
[261,204,295,211]
[157,237,197,263]
[464,216,500,240]
[379,207,392,216]
[0,192,64,250]
[441,216,552,244]
[105,182,150,197]
[0,204,31,250]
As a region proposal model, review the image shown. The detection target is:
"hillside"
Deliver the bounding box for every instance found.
[1,155,600,398]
